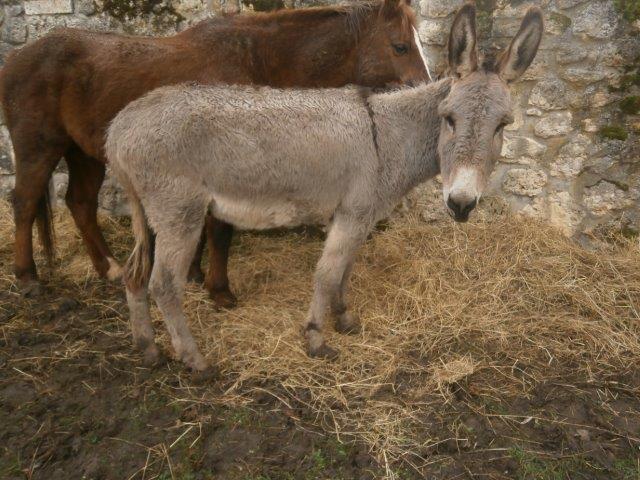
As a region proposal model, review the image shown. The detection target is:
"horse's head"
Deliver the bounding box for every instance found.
[356,0,430,87]
[438,4,543,222]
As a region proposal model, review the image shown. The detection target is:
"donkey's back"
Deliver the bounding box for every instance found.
[108,84,378,230]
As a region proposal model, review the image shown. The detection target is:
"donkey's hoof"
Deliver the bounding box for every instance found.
[335,313,361,335]
[308,343,339,360]
[191,365,220,384]
[187,266,205,285]
[142,345,166,368]
[209,288,237,309]
[19,280,45,298]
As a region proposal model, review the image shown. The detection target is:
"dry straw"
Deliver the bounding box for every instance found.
[1,199,639,469]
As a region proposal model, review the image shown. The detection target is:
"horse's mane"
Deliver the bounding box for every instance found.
[188,1,415,37]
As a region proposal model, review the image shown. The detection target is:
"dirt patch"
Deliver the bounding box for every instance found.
[1,201,639,479]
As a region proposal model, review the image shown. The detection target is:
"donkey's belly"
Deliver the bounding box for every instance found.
[211,194,333,230]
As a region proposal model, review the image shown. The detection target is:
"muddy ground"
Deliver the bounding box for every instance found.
[1,216,640,479]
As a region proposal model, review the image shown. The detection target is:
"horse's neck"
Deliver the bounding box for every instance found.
[186,11,363,83]
[372,78,452,198]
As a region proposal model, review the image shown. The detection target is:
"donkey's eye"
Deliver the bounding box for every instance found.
[445,116,455,130]
[393,43,409,55]
[495,122,507,135]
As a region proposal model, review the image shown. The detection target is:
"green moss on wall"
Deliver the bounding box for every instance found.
[101,0,184,23]
[599,125,629,141]
[614,0,640,22]
[620,96,640,115]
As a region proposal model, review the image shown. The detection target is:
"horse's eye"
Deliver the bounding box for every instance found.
[393,43,409,55]
[445,116,455,130]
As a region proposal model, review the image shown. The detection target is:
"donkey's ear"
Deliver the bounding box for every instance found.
[497,7,543,82]
[448,3,478,78]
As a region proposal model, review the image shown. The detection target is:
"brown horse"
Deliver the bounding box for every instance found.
[0,0,429,303]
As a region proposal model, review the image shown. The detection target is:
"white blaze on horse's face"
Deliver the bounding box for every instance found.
[412,26,432,81]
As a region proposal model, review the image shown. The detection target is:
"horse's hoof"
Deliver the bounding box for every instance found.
[335,313,361,335]
[106,257,123,281]
[191,365,220,384]
[308,343,339,360]
[209,288,237,309]
[19,280,45,298]
[187,267,205,285]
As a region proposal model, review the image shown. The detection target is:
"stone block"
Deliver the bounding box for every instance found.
[572,2,618,39]
[2,16,27,44]
[420,0,462,18]
[418,18,451,46]
[528,78,569,110]
[0,127,14,175]
[583,181,632,216]
[503,168,548,197]
[501,135,547,160]
[25,0,74,15]
[534,112,573,138]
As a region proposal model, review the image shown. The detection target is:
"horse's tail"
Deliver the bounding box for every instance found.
[121,174,153,291]
[35,189,56,268]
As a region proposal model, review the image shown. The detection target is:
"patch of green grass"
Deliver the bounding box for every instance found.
[509,446,601,480]
[599,125,629,141]
[613,458,640,479]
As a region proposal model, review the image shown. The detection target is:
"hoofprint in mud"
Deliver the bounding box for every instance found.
[106,5,544,373]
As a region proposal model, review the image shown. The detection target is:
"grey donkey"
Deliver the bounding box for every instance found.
[106,4,543,374]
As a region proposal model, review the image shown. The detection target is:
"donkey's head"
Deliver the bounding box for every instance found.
[438,4,543,222]
[356,0,431,87]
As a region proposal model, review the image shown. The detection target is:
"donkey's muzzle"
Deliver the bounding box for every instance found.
[447,196,477,222]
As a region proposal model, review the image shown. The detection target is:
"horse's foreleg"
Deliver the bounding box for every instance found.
[204,214,237,309]
[304,215,369,359]
[65,149,120,280]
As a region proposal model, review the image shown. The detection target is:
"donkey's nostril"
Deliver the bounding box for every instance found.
[447,195,478,222]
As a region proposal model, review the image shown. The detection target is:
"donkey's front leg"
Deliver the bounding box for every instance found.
[304,215,369,359]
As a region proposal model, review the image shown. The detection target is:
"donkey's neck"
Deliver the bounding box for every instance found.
[370,78,452,200]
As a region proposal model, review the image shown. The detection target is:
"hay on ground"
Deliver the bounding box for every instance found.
[1,199,639,470]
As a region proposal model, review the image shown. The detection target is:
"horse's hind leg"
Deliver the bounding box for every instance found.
[204,214,237,308]
[65,146,121,280]
[148,200,210,373]
[12,137,65,294]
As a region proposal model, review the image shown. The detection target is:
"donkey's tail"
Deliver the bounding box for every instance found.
[120,174,153,291]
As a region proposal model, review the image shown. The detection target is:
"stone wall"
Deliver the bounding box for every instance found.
[1,0,639,236]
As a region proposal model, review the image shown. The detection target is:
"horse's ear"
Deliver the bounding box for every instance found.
[497,7,543,82]
[447,3,478,78]
[381,0,408,17]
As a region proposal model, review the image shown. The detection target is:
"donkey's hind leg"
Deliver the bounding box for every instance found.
[148,201,211,373]
[125,283,163,367]
[304,214,370,359]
